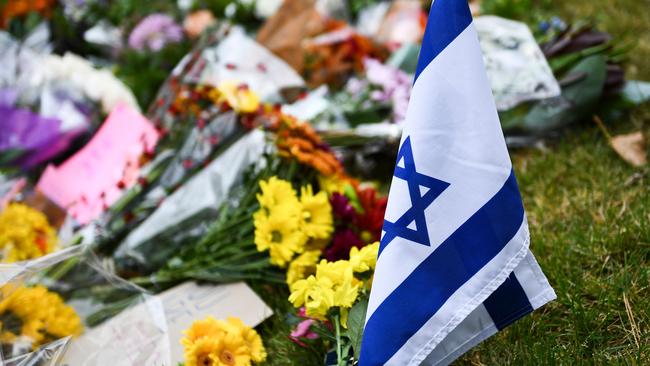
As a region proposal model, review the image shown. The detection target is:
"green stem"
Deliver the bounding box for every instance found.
[334,314,343,366]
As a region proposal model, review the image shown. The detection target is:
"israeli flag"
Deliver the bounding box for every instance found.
[359,1,556,365]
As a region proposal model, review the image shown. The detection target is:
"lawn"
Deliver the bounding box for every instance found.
[459,0,649,364]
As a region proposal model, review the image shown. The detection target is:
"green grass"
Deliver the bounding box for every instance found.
[458,0,650,364]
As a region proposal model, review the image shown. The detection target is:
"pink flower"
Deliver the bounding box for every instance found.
[290,319,319,340]
[363,58,412,123]
[128,13,183,52]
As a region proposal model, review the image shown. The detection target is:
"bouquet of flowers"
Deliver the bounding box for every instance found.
[0,246,170,364]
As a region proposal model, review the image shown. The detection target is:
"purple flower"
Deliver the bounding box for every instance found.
[128,13,183,52]
[0,88,18,106]
[324,228,363,261]
[330,192,355,222]
[0,106,82,169]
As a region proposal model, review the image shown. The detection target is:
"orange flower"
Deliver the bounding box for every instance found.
[1,0,55,28]
[183,10,216,39]
[272,117,343,176]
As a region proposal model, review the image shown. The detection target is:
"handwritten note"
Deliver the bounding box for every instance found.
[62,295,171,366]
[36,104,159,224]
[62,281,273,365]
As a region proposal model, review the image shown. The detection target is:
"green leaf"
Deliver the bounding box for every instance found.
[346,296,369,360]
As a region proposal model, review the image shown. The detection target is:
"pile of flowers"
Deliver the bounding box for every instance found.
[0,203,58,262]
[0,285,83,348]
[181,316,266,366]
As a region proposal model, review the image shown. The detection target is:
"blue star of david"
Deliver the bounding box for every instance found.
[380,136,450,251]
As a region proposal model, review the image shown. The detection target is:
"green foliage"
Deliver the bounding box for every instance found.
[480,0,554,22]
[502,55,608,133]
[115,41,192,109]
[345,296,368,360]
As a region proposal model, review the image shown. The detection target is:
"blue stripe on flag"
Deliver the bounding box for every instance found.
[483,273,533,330]
[359,170,524,365]
[414,0,473,82]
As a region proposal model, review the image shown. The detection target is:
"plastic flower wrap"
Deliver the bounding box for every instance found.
[0,246,171,363]
[0,104,85,170]
[0,203,58,262]
[181,316,266,366]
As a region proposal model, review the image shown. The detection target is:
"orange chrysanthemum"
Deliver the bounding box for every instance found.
[273,116,343,177]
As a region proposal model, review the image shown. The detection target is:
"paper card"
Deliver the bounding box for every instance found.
[62,281,273,365]
[61,295,171,366]
[36,104,159,224]
[475,16,561,110]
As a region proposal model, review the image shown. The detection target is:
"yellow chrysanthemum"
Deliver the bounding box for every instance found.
[289,275,335,319]
[217,81,260,113]
[299,185,333,240]
[185,337,221,366]
[256,177,298,212]
[286,250,321,286]
[288,259,360,319]
[349,241,379,273]
[0,285,82,347]
[316,260,360,308]
[254,203,306,267]
[0,203,58,262]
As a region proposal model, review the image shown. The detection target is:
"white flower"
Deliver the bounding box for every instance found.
[27,53,139,113]
[254,0,283,18]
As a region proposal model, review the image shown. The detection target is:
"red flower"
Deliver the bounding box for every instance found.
[324,228,363,261]
[355,187,387,242]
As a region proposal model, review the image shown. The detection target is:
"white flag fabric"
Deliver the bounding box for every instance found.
[359,1,555,365]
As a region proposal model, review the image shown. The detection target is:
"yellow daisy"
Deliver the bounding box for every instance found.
[224,317,266,363]
[254,203,306,267]
[182,316,227,346]
[256,177,298,212]
[299,185,333,240]
[185,337,221,366]
[212,331,251,366]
